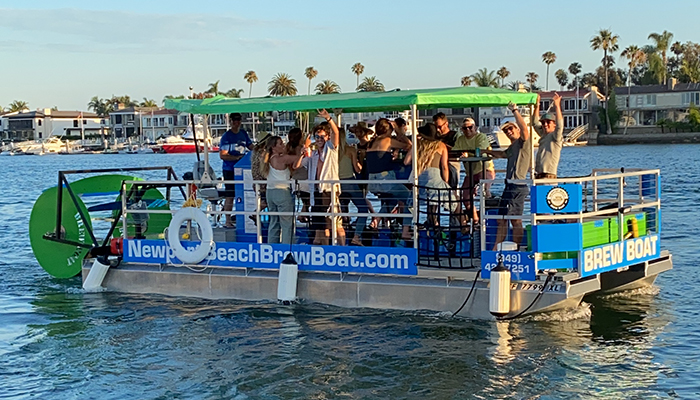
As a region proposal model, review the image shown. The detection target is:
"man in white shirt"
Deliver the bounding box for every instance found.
[308,109,340,245]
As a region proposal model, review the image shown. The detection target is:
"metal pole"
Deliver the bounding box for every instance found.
[410,104,419,249]
[576,76,580,127]
[331,188,337,245]
[619,176,625,242]
[529,104,535,182]
[256,183,262,243]
[190,113,200,162]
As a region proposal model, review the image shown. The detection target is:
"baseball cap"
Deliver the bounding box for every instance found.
[540,112,556,122]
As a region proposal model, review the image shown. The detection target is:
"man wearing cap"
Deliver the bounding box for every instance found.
[534,93,563,179]
[483,103,532,250]
[220,112,254,228]
[453,118,493,224]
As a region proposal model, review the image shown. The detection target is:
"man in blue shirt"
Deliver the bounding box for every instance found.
[219,113,253,228]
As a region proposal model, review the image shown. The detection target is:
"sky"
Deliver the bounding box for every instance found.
[1,0,699,111]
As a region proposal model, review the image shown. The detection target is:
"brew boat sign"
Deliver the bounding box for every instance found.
[124,239,418,276]
[581,234,660,277]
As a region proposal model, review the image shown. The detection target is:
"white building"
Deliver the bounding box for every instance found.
[2,109,105,141]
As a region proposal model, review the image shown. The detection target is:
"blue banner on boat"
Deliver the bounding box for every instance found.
[123,239,418,276]
[580,234,660,277]
[481,251,536,281]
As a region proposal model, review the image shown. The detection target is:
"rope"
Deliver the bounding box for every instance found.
[451,269,481,317]
[497,271,555,321]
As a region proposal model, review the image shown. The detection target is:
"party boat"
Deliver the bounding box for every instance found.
[29,87,672,319]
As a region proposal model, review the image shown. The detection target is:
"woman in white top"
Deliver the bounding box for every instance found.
[262,136,307,244]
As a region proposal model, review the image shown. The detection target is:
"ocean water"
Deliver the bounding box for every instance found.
[0,145,698,399]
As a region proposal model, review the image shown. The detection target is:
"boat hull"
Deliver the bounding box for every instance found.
[161,144,219,154]
[80,253,671,319]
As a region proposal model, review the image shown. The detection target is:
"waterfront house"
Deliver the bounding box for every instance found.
[1,109,104,141]
[109,106,158,139]
[614,78,700,127]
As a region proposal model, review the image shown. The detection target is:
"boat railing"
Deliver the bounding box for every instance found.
[479,168,661,278]
[121,178,416,247]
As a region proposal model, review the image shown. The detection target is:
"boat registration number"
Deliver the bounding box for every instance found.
[514,283,564,292]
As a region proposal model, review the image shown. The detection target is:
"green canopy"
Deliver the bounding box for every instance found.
[165,86,537,114]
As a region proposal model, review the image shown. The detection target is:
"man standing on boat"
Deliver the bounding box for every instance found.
[484,103,531,250]
[308,109,341,245]
[220,113,253,228]
[432,112,460,188]
[534,93,564,179]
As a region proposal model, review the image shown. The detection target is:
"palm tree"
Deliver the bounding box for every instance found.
[542,51,557,90]
[357,76,384,92]
[568,62,582,87]
[304,67,318,95]
[591,29,620,134]
[7,100,28,112]
[109,95,136,109]
[621,45,647,134]
[206,80,221,95]
[244,71,258,98]
[555,69,568,91]
[315,80,341,94]
[497,67,510,87]
[223,88,244,98]
[461,76,472,87]
[525,72,539,92]
[140,98,158,107]
[351,62,365,90]
[507,80,524,91]
[648,30,674,84]
[471,68,499,87]
[268,73,298,96]
[88,96,113,117]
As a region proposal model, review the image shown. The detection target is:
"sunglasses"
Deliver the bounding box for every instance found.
[314,134,326,140]
[503,126,515,132]
[542,120,555,125]
[461,125,475,130]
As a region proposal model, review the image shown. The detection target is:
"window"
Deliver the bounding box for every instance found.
[83,120,87,125]
[646,94,657,105]
[38,120,42,126]
[682,92,700,105]
[127,115,134,121]
[451,108,464,115]
[115,115,122,124]
[493,117,501,126]
[540,100,551,110]
[579,99,584,110]
[145,118,151,127]
[73,120,79,128]
[168,117,173,125]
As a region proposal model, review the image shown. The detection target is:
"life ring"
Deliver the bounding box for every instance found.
[167,208,214,264]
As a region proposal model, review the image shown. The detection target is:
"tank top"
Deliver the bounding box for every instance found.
[338,149,355,179]
[365,151,394,174]
[267,165,291,190]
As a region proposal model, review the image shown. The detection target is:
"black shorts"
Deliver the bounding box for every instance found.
[498,184,528,216]
[222,170,235,197]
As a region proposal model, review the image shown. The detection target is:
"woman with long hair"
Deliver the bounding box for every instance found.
[263,136,307,244]
[405,123,463,227]
[366,118,413,241]
[286,128,311,222]
[250,133,272,214]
